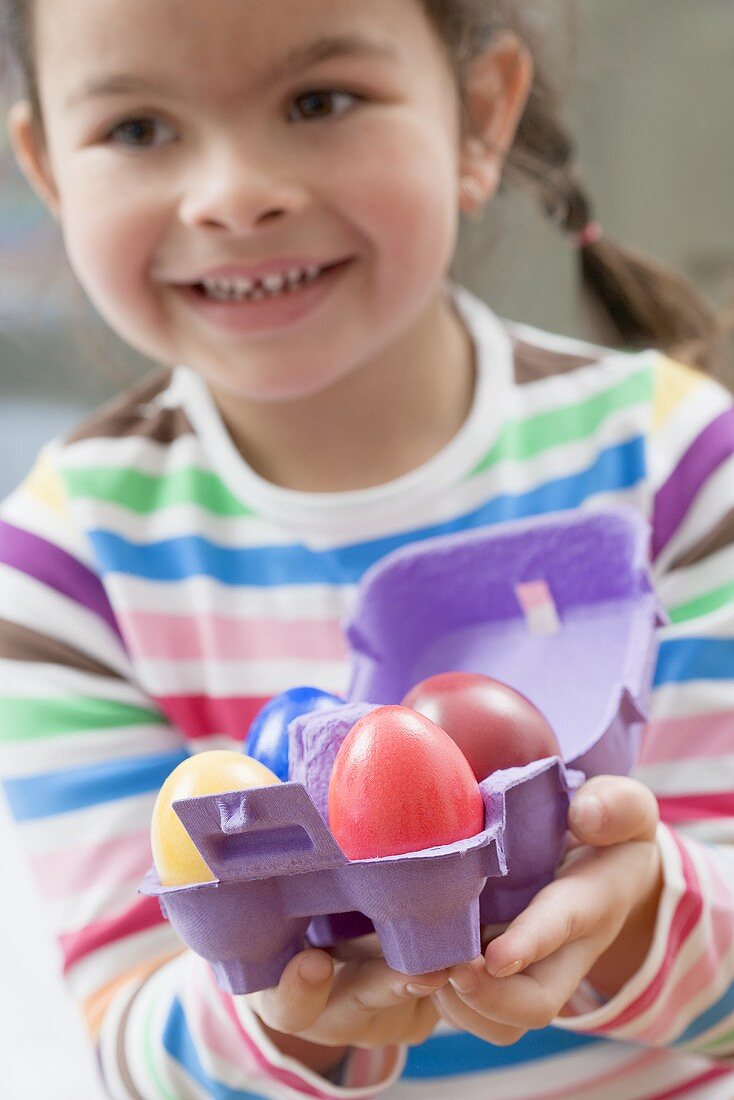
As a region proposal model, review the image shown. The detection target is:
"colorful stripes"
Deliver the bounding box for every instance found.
[647,1068,734,1099]
[30,829,153,898]
[2,298,734,1098]
[162,998,269,1099]
[653,408,734,559]
[154,694,269,741]
[403,1027,601,1077]
[638,710,734,765]
[84,953,176,1039]
[86,436,647,586]
[669,581,734,624]
[217,983,349,1099]
[117,609,348,663]
[593,831,703,1034]
[0,520,121,636]
[654,638,734,686]
[60,895,165,974]
[0,695,166,742]
[65,465,253,518]
[2,748,188,821]
[652,357,704,432]
[469,365,652,476]
[634,849,734,1047]
[675,980,734,1046]
[657,792,734,824]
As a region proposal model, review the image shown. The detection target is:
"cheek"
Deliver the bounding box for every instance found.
[61,183,164,329]
[339,118,459,287]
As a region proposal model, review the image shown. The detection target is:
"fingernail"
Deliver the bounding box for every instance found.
[405,982,436,997]
[449,967,479,994]
[570,795,604,835]
[299,954,331,983]
[489,958,524,979]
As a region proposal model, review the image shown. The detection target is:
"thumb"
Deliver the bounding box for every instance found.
[252,949,334,1035]
[568,775,659,847]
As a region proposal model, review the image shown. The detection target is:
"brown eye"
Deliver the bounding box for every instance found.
[106,118,174,148]
[288,90,359,122]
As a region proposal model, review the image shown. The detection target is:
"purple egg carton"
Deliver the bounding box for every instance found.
[141,507,663,994]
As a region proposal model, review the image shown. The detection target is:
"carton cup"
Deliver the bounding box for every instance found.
[144,780,507,990]
[141,507,661,993]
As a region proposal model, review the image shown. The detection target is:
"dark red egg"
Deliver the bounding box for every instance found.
[402,672,560,781]
[327,705,485,860]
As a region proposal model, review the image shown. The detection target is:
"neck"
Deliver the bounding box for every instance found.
[209,286,476,493]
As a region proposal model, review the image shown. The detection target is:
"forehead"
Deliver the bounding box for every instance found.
[34,0,435,98]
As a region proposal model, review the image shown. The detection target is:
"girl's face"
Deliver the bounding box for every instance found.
[12,0,526,403]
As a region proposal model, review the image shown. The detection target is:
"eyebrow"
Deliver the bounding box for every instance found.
[66,34,399,107]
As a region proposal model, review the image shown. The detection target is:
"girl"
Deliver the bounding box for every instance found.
[2,0,733,1097]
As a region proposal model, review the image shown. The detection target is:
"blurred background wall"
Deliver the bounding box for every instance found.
[0,3,732,1097]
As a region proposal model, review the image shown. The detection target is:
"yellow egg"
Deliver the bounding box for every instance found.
[152,750,280,886]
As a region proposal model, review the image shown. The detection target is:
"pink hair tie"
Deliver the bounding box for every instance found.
[570,220,604,249]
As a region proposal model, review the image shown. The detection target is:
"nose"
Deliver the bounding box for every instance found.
[178,148,310,234]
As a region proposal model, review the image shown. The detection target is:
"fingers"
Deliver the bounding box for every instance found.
[331,954,450,1014]
[326,957,447,1048]
[253,949,334,1034]
[485,834,658,978]
[484,857,605,977]
[439,776,661,1043]
[404,996,443,1046]
[253,944,449,1048]
[568,775,659,846]
[445,938,598,1032]
[434,977,527,1044]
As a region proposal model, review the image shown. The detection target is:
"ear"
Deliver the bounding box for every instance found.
[7,100,61,219]
[458,32,534,215]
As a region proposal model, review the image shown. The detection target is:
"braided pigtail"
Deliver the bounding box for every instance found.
[504,66,724,375]
[421,0,725,375]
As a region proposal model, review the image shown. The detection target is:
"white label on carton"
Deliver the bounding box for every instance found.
[514,580,561,636]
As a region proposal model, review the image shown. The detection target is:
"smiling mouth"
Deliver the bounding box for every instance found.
[189,259,353,303]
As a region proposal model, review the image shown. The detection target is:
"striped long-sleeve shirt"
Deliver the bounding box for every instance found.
[2,282,734,1099]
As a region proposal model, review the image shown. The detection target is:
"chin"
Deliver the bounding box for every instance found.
[219,364,357,406]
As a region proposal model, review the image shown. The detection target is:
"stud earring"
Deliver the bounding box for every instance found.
[460,176,486,223]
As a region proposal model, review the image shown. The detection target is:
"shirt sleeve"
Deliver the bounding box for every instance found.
[553,355,734,1055]
[0,444,402,1099]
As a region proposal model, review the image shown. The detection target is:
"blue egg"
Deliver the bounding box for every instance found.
[244,687,344,780]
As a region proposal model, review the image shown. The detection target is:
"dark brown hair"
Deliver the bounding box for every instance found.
[1,0,725,373]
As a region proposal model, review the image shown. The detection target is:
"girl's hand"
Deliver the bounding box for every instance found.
[246,933,448,1050]
[433,776,662,1045]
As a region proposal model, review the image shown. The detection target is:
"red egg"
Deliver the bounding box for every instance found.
[402,672,560,781]
[327,705,485,860]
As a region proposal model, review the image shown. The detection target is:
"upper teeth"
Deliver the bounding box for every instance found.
[201,265,323,299]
